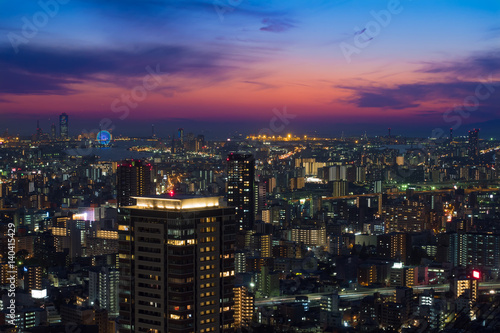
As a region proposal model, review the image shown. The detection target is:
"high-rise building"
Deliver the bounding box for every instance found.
[89,266,119,316]
[394,286,413,327]
[178,128,184,144]
[468,128,480,162]
[251,233,272,258]
[227,153,255,230]
[118,195,235,333]
[195,135,205,152]
[448,232,500,268]
[233,286,254,329]
[36,120,43,141]
[116,160,152,207]
[382,201,429,233]
[59,113,69,139]
[319,293,341,329]
[451,271,480,319]
[389,263,418,287]
[50,123,57,139]
[358,264,377,286]
[377,233,411,264]
[289,226,327,248]
[25,265,42,293]
[332,180,348,197]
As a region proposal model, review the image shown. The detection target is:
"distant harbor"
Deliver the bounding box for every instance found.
[66,139,156,161]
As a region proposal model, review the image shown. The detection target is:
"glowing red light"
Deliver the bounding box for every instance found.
[472,270,480,279]
[169,190,174,197]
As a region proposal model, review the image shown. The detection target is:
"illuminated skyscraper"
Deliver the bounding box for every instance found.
[36,120,43,141]
[59,113,68,139]
[468,128,479,162]
[116,160,152,207]
[227,153,255,230]
[178,127,184,144]
[118,195,235,333]
[233,285,254,329]
[25,265,42,293]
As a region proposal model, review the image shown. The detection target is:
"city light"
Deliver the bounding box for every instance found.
[2,1,500,331]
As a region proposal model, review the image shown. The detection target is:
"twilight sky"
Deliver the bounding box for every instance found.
[1,0,499,138]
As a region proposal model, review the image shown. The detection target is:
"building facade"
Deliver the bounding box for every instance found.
[227,153,255,231]
[118,195,236,333]
[117,160,152,207]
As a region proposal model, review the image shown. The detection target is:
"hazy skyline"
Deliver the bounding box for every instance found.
[1,0,499,138]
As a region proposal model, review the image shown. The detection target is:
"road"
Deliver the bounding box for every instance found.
[255,282,500,306]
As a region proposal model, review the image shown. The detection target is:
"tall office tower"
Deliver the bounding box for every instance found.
[256,181,267,216]
[89,266,119,316]
[450,128,453,141]
[227,153,255,231]
[178,128,184,144]
[117,160,152,207]
[36,120,43,141]
[59,113,69,139]
[468,128,480,162]
[50,123,57,140]
[118,195,235,333]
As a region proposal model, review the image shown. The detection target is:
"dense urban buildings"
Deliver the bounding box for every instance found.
[1,122,500,332]
[2,1,500,330]
[0,123,500,332]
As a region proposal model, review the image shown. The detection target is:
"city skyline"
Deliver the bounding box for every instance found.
[1,0,499,137]
[1,2,500,331]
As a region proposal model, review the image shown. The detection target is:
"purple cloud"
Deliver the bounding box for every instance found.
[419,52,500,77]
[0,44,260,95]
[260,18,295,32]
[341,80,500,110]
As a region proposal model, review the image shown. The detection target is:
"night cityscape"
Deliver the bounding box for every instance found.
[1,1,500,332]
